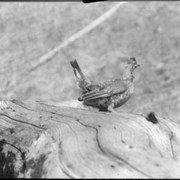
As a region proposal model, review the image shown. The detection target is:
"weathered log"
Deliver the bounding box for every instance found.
[0,99,180,178]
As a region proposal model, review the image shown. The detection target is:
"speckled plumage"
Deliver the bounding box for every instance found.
[70,58,140,112]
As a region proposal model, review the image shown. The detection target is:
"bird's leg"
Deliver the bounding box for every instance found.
[107,103,116,113]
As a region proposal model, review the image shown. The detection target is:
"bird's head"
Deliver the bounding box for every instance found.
[127,57,140,70]
[122,57,140,81]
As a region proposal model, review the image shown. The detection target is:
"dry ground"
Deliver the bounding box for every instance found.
[0,2,180,122]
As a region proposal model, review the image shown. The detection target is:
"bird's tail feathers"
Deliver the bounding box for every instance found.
[70,60,86,80]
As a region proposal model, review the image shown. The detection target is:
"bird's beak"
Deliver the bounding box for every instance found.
[135,64,140,68]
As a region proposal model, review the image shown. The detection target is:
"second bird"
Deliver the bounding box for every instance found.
[70,57,140,112]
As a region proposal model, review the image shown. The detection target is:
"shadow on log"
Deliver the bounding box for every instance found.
[0,99,180,178]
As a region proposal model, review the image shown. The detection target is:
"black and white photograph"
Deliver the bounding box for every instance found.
[0,1,180,178]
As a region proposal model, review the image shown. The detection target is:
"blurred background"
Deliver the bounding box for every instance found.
[0,1,180,122]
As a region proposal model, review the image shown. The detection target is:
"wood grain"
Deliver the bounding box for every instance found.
[0,99,180,178]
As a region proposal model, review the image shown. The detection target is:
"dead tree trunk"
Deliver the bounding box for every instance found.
[0,99,180,178]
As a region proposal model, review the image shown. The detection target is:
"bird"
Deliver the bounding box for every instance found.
[70,57,140,112]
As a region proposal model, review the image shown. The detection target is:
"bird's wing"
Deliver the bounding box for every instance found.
[82,80,128,101]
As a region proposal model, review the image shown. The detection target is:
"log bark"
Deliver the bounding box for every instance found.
[0,99,180,178]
